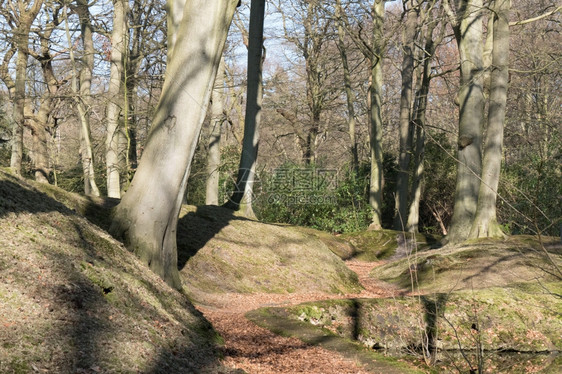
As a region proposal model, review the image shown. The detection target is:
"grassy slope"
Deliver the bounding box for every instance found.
[177,205,362,299]
[0,170,233,373]
[370,236,562,293]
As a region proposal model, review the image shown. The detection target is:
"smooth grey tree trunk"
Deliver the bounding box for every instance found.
[469,0,510,238]
[447,0,484,243]
[110,0,238,289]
[206,57,225,206]
[106,0,127,198]
[225,0,265,218]
[368,0,385,230]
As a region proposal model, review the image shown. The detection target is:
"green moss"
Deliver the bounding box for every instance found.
[80,261,115,301]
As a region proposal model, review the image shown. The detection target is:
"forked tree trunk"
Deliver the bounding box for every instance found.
[446,0,484,243]
[106,0,127,198]
[110,0,238,289]
[206,57,225,205]
[225,0,265,218]
[368,0,385,230]
[469,0,510,238]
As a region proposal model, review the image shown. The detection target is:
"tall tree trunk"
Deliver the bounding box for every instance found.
[106,0,127,198]
[110,0,238,289]
[75,0,100,196]
[335,0,358,172]
[469,0,510,238]
[368,0,385,230]
[407,62,431,233]
[394,0,418,230]
[10,1,43,174]
[225,0,265,217]
[206,57,225,205]
[446,0,484,243]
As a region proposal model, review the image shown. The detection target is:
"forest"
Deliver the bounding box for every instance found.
[0,0,561,373]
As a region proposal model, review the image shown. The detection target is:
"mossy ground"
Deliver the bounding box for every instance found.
[285,283,561,352]
[0,170,234,373]
[338,230,441,261]
[265,236,562,373]
[370,236,562,292]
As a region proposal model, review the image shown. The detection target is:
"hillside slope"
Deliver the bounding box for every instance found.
[177,205,362,301]
[0,170,233,373]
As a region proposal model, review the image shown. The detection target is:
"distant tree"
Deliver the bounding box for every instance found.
[206,57,226,206]
[393,0,419,230]
[225,0,266,217]
[406,1,447,233]
[1,0,43,175]
[106,0,128,198]
[334,0,359,172]
[27,1,63,183]
[73,0,100,196]
[110,0,239,289]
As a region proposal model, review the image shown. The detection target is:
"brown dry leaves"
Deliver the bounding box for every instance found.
[197,260,399,373]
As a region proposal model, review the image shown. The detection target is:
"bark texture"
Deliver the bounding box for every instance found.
[110,0,238,289]
[469,0,510,238]
[447,0,484,243]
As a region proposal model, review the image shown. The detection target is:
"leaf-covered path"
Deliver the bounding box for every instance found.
[196,260,403,373]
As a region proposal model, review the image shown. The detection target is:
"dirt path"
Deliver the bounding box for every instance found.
[196,260,401,373]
